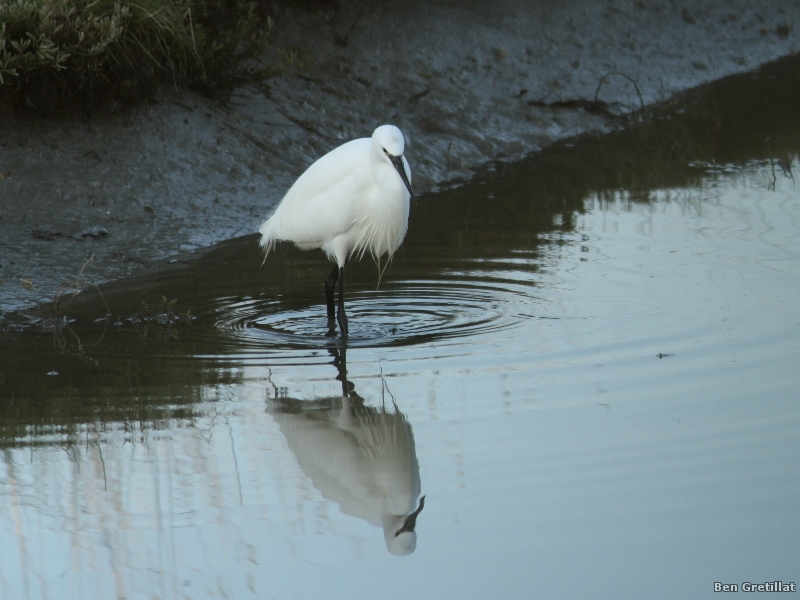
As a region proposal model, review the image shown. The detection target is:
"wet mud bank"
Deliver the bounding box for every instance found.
[1,0,799,318]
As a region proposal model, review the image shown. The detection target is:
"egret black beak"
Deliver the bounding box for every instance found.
[390,154,415,201]
[394,495,425,536]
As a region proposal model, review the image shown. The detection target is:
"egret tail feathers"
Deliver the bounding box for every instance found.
[375,254,393,291]
[258,216,278,266]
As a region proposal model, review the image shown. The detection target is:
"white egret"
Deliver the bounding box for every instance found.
[268,393,425,556]
[259,124,415,336]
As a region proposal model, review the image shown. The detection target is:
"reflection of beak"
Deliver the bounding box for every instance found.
[390,154,415,201]
[395,495,425,536]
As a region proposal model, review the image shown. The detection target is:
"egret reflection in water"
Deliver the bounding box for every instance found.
[266,347,425,556]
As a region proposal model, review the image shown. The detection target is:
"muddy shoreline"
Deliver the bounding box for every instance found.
[1,0,799,319]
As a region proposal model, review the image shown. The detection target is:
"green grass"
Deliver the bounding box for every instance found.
[0,0,273,112]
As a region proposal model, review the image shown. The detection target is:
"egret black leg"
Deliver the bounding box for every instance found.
[325,265,339,321]
[331,346,350,397]
[337,266,349,337]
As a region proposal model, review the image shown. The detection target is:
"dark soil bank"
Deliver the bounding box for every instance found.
[1,0,799,317]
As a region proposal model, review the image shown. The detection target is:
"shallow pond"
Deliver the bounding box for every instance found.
[1,57,800,599]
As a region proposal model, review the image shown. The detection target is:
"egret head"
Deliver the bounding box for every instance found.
[382,495,425,556]
[373,125,414,201]
[373,124,406,157]
[386,530,417,556]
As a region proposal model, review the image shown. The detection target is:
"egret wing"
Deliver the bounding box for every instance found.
[259,138,372,248]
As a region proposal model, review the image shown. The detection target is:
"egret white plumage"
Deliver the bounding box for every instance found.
[259,124,414,336]
[268,392,425,556]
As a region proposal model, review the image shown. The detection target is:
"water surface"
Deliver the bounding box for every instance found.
[1,57,799,599]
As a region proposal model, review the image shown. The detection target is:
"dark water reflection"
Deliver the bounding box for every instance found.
[1,55,800,599]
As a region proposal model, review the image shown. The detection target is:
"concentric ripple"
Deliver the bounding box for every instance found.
[212,278,538,351]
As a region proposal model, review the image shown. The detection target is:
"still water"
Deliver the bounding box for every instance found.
[2,58,800,599]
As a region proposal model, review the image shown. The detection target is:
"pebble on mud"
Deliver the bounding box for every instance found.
[76,226,109,238]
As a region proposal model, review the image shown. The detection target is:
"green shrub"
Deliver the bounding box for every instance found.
[0,0,272,112]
